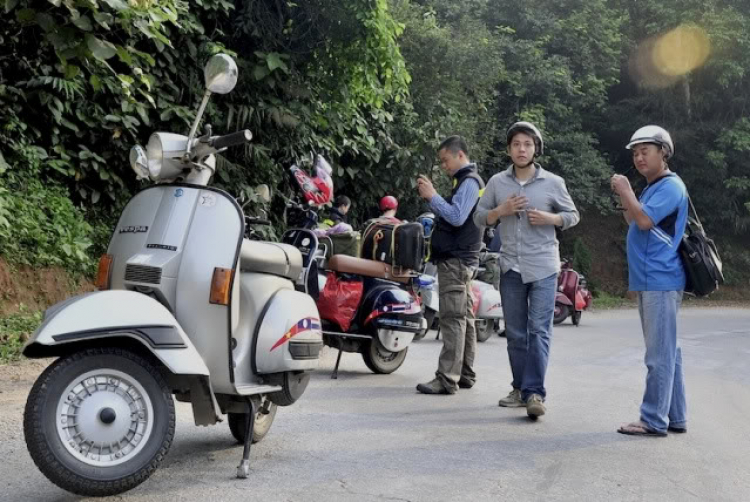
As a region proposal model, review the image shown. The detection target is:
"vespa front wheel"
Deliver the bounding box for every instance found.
[228,397,277,444]
[24,348,175,497]
[362,339,408,374]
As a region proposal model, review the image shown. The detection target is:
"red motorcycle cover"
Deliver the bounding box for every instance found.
[316,272,363,332]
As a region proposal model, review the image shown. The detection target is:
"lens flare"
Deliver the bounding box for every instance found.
[653,25,710,77]
[628,24,711,89]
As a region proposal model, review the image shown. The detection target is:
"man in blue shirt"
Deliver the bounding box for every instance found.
[611,125,689,437]
[415,136,485,395]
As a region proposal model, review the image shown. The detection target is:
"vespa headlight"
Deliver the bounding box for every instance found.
[129,145,149,180]
[146,133,165,180]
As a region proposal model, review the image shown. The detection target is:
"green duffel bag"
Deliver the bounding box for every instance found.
[329,231,361,257]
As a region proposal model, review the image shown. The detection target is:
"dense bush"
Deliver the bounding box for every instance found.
[0,0,748,290]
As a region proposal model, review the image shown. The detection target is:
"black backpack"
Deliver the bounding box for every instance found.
[679,196,724,297]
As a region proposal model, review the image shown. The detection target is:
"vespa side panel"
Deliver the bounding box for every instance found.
[175,188,243,394]
[253,289,323,375]
[360,281,423,333]
[23,291,209,376]
[231,273,293,387]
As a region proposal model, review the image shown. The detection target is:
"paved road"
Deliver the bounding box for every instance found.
[1,307,749,501]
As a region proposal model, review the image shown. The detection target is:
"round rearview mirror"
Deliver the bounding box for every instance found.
[256,184,271,203]
[204,54,238,94]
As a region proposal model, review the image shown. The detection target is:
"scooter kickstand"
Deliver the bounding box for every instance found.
[331,348,343,380]
[236,398,258,479]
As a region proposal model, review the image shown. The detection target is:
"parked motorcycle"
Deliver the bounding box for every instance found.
[554,260,593,325]
[283,176,426,379]
[21,55,323,497]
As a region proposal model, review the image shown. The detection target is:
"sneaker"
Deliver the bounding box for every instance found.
[416,378,454,395]
[498,388,524,407]
[458,378,475,389]
[526,394,546,418]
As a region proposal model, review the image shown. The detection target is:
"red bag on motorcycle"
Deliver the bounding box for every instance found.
[316,272,363,332]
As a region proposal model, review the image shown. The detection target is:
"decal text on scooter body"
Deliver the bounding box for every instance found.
[119,225,148,234]
[146,244,177,251]
[364,302,420,325]
[270,317,322,351]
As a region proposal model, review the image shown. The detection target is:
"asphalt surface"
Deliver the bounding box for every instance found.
[1,307,749,501]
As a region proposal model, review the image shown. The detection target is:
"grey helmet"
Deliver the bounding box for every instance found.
[506,121,544,157]
[626,125,674,159]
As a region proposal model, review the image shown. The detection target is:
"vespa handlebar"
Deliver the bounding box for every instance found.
[210,129,253,150]
[245,216,272,226]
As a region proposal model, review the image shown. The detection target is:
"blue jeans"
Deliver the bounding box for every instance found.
[499,271,557,401]
[638,291,687,433]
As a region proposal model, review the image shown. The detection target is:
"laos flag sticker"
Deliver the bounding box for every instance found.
[270,317,321,351]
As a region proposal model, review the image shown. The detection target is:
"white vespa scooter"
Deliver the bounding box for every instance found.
[22,55,323,497]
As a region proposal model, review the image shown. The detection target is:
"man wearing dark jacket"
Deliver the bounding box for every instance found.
[416,136,485,395]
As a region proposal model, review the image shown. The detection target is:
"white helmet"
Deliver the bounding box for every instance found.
[626,125,674,159]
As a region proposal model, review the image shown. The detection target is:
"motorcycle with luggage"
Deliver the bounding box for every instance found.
[21,55,323,497]
[283,174,428,378]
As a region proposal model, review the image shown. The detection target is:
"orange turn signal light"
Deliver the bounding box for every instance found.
[96,254,114,290]
[209,267,233,305]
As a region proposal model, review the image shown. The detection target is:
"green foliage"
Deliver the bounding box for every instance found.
[592,291,632,310]
[0,307,42,363]
[571,237,593,279]
[0,0,749,299]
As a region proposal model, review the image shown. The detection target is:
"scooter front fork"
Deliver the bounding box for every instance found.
[236,398,258,479]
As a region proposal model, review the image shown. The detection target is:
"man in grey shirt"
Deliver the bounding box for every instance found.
[473,122,579,418]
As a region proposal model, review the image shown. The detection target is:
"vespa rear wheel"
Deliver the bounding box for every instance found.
[553,303,569,325]
[362,338,408,374]
[24,348,175,497]
[228,397,277,444]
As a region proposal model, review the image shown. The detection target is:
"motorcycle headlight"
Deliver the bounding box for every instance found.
[146,133,165,180]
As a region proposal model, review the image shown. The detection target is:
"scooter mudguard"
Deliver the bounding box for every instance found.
[254,289,324,374]
[23,290,210,377]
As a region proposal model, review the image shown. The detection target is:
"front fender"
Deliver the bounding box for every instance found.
[24,291,210,377]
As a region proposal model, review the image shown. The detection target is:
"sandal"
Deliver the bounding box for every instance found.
[617,421,667,437]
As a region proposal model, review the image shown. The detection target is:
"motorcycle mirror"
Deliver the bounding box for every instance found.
[255,184,271,203]
[204,54,238,95]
